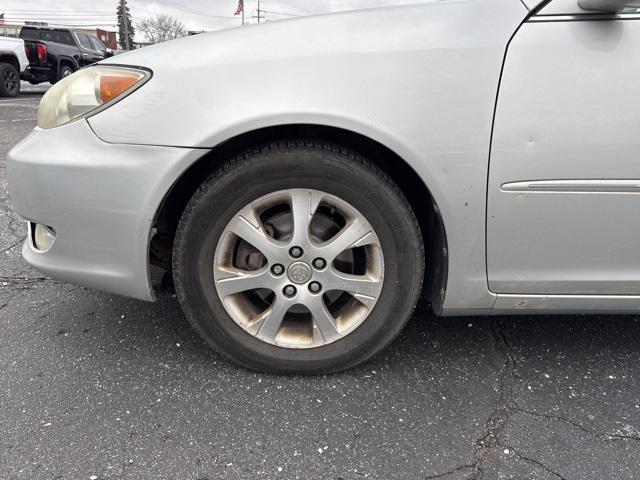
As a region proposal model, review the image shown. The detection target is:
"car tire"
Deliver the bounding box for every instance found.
[173,141,424,374]
[0,63,20,97]
[52,65,74,84]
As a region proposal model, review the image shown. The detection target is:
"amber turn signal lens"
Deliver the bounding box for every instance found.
[100,75,139,103]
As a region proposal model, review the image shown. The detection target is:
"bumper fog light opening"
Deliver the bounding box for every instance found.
[31,223,57,252]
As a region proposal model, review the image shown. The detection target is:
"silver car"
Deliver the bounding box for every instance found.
[7,0,640,373]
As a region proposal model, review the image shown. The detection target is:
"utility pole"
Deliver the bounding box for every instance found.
[254,0,265,23]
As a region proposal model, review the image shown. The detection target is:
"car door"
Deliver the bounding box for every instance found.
[75,32,103,66]
[487,0,640,295]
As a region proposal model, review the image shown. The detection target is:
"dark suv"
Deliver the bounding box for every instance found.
[19,26,113,85]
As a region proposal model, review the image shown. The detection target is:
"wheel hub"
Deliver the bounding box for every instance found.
[287,261,312,284]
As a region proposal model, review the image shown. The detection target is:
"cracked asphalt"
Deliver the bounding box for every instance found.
[1,87,640,480]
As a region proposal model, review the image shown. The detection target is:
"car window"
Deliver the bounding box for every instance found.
[76,33,94,50]
[89,36,106,52]
[40,30,75,46]
[39,31,56,42]
[19,28,40,40]
[58,31,75,46]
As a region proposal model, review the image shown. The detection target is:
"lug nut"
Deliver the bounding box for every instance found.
[308,281,322,294]
[312,258,326,269]
[271,264,284,276]
[283,285,297,298]
[289,246,303,258]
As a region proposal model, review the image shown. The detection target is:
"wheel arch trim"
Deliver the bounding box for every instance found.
[0,53,20,71]
[149,118,449,309]
[57,56,79,73]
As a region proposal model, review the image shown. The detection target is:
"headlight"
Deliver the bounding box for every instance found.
[37,66,150,129]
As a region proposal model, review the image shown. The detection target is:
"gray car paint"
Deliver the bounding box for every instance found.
[7,120,202,301]
[488,13,640,296]
[8,0,640,314]
[88,0,527,312]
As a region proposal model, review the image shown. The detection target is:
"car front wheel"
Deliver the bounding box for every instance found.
[51,65,74,85]
[173,141,424,373]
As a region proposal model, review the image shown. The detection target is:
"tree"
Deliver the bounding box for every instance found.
[116,0,135,50]
[139,14,187,45]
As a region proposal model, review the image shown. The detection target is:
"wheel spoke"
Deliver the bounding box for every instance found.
[307,296,341,343]
[255,298,291,343]
[227,212,283,261]
[214,267,271,297]
[289,189,323,246]
[330,271,383,301]
[317,219,376,261]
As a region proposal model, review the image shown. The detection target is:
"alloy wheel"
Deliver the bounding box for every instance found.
[3,69,18,95]
[213,188,385,349]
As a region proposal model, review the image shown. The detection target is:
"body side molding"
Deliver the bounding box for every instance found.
[501,179,640,193]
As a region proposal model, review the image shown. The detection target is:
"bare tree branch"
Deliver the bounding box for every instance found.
[139,14,187,44]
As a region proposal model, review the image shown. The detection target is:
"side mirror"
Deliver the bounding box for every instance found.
[104,48,114,57]
[579,0,640,12]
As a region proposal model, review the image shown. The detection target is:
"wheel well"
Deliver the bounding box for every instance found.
[58,59,75,73]
[151,125,448,311]
[0,55,19,71]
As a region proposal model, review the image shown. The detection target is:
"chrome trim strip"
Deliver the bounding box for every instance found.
[529,12,640,21]
[501,179,640,193]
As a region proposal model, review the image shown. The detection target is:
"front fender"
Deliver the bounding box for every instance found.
[89,0,527,312]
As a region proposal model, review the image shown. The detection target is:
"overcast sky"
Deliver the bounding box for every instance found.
[0,0,422,40]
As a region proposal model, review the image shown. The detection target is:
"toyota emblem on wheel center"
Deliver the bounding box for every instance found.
[288,262,312,284]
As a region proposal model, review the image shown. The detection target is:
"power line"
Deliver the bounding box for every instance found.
[5,22,118,27]
[3,10,115,15]
[157,0,237,20]
[2,12,116,18]
[6,17,117,22]
[260,10,300,17]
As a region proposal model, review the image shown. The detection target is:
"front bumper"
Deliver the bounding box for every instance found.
[7,120,204,301]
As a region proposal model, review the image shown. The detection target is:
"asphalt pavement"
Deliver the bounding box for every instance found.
[1,88,639,480]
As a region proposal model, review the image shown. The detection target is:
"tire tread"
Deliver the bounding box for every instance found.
[173,140,424,373]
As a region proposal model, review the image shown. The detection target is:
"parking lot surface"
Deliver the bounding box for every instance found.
[1,90,639,480]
